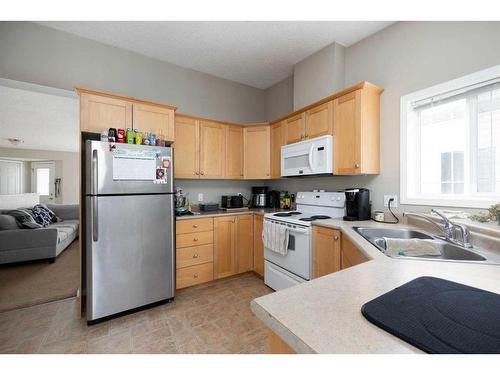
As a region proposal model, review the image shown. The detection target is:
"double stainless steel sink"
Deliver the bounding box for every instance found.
[353,227,495,263]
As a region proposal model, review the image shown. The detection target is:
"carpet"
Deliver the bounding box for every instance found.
[0,240,79,312]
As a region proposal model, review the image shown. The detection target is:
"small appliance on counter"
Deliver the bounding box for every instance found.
[221,195,244,209]
[175,188,192,216]
[199,203,219,212]
[251,186,268,207]
[266,190,281,208]
[343,188,371,221]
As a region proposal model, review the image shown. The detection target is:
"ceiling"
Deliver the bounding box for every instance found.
[39,21,394,89]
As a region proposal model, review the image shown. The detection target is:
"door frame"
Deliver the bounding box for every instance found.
[0,159,23,195]
[31,161,56,203]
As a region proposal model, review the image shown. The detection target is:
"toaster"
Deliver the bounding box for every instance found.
[221,195,244,208]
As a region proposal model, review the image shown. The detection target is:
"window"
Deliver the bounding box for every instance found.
[401,65,500,208]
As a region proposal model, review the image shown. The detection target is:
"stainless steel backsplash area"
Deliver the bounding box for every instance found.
[174,180,267,206]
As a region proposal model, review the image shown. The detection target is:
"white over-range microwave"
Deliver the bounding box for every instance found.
[280,135,333,177]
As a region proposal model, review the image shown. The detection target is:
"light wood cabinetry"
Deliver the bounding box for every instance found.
[305,101,333,139]
[270,122,286,179]
[80,93,133,133]
[214,214,255,279]
[243,125,271,179]
[236,214,254,273]
[132,103,175,142]
[225,125,244,179]
[199,120,226,179]
[285,113,306,144]
[77,88,176,138]
[312,226,341,278]
[333,84,382,175]
[253,214,264,277]
[268,330,296,354]
[173,115,199,178]
[175,218,214,289]
[214,216,237,279]
[341,235,369,269]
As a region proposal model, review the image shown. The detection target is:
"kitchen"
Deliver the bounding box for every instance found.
[1,7,500,371]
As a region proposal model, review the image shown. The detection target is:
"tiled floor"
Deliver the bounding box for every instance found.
[0,273,273,354]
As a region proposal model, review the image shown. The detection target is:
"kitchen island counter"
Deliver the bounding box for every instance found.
[251,218,500,354]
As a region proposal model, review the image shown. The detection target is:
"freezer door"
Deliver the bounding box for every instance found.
[85,140,173,195]
[86,194,175,321]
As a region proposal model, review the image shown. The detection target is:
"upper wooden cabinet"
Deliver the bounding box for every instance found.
[80,93,132,133]
[225,125,244,179]
[333,84,382,175]
[305,101,333,139]
[243,125,271,179]
[285,113,306,144]
[77,88,176,139]
[132,103,175,142]
[312,226,341,278]
[271,122,286,179]
[199,120,226,179]
[174,115,199,178]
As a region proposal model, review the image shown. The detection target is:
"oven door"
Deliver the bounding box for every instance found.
[264,221,311,280]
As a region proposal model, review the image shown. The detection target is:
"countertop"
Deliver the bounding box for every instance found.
[175,207,286,220]
[250,218,500,354]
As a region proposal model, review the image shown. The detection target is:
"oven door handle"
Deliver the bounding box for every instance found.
[287,227,309,234]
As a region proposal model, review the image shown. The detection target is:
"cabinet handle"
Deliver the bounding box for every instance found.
[354,163,360,168]
[192,224,198,228]
[194,171,199,175]
[334,235,339,241]
[193,253,199,258]
[200,171,205,175]
[305,133,308,138]
[193,273,198,278]
[193,238,198,242]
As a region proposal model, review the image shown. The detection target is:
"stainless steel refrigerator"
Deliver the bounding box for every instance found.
[85,140,175,323]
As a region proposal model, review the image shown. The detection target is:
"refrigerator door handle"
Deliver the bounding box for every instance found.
[92,149,98,194]
[92,196,99,242]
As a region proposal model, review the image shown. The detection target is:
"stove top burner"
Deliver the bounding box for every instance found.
[310,215,331,220]
[298,215,332,222]
[273,211,302,217]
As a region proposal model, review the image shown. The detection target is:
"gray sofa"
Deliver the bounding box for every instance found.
[0,204,79,265]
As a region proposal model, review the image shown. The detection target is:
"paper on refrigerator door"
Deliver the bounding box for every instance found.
[112,148,157,180]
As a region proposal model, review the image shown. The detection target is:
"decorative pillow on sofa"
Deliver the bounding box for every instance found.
[0,214,20,230]
[7,209,42,229]
[31,204,56,227]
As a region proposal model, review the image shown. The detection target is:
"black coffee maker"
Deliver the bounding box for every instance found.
[343,188,371,221]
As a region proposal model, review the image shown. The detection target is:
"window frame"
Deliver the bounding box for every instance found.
[400,64,500,209]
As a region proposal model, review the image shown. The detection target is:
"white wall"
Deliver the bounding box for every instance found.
[269,21,500,213]
[293,42,345,109]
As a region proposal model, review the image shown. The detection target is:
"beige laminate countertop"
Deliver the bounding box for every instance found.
[175,208,286,220]
[250,218,500,354]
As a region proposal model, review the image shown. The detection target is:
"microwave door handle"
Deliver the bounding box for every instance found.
[308,145,315,172]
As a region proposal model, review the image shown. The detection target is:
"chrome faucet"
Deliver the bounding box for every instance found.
[403,209,473,248]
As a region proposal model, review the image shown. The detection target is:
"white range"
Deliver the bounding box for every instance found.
[263,191,345,291]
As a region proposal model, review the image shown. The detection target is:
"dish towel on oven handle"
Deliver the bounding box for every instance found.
[263,220,289,256]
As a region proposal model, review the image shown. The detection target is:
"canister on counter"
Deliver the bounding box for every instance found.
[374,211,385,222]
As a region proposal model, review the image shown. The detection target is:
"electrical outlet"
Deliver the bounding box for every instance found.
[198,193,203,202]
[384,195,398,208]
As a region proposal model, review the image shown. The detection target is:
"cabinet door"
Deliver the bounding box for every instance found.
[199,121,226,179]
[132,103,175,142]
[333,90,362,175]
[341,235,368,269]
[312,226,341,278]
[236,215,254,273]
[253,215,264,277]
[285,113,305,144]
[225,125,244,179]
[214,216,237,279]
[243,125,270,179]
[305,101,333,139]
[174,116,199,179]
[271,122,285,179]
[80,93,132,133]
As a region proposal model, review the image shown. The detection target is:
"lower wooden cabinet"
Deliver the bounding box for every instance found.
[312,226,341,278]
[312,225,369,278]
[268,330,296,354]
[214,215,254,279]
[253,215,264,277]
[176,263,214,289]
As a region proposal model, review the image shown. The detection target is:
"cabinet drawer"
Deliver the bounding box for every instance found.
[176,231,213,248]
[176,244,214,269]
[176,262,214,289]
[176,218,214,234]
